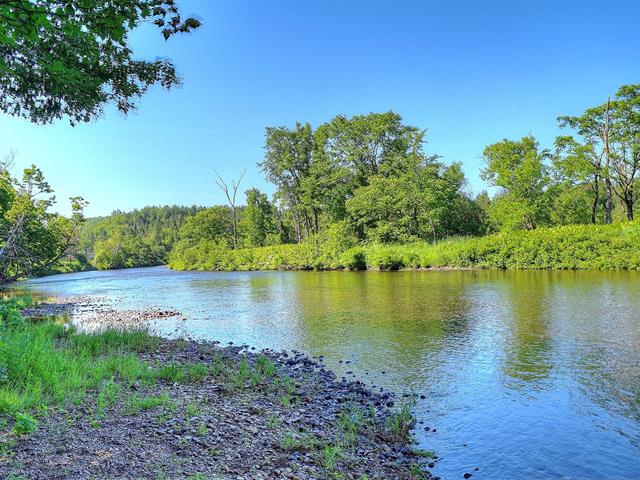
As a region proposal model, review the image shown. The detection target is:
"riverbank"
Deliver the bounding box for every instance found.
[0,297,432,480]
[168,221,640,272]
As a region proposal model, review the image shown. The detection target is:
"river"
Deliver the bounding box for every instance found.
[9,266,640,479]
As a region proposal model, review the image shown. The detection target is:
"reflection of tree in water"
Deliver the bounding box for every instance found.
[286,271,476,386]
[501,272,554,387]
[564,273,640,423]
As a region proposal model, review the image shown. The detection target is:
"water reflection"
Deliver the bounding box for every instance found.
[7,267,640,479]
[501,273,554,387]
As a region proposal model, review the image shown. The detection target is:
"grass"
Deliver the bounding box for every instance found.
[124,392,174,415]
[95,379,121,418]
[280,430,319,452]
[0,296,242,437]
[155,362,208,383]
[384,401,416,442]
[0,318,156,416]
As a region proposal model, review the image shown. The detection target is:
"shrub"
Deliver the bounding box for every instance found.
[168,221,640,272]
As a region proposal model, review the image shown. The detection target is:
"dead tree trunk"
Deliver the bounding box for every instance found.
[214,170,245,249]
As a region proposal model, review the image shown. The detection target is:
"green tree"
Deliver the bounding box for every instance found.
[177,206,234,247]
[481,136,552,230]
[80,205,202,268]
[608,84,640,220]
[239,188,277,247]
[0,157,86,283]
[0,0,200,124]
[319,111,428,185]
[261,123,315,241]
[560,85,640,221]
[346,159,479,242]
[552,135,602,224]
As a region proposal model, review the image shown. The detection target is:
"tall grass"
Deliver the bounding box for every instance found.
[0,297,160,421]
[169,221,640,272]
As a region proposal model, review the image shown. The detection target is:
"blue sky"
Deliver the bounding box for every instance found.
[1,0,639,216]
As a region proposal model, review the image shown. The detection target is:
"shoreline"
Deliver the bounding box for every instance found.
[1,297,435,480]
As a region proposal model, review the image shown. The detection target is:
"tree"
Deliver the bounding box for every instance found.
[0,157,87,283]
[481,136,552,230]
[319,111,428,185]
[261,123,315,241]
[346,159,479,242]
[80,205,201,268]
[214,170,245,249]
[240,188,277,247]
[552,135,602,224]
[178,206,234,247]
[0,0,201,124]
[608,84,640,220]
[560,85,640,221]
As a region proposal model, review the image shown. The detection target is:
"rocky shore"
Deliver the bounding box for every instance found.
[1,298,434,480]
[21,295,185,331]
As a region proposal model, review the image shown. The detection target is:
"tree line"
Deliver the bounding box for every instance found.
[80,206,204,269]
[2,84,639,280]
[172,83,640,266]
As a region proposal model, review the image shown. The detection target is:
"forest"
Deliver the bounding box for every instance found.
[2,84,639,281]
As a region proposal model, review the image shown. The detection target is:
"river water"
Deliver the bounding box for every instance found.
[9,267,640,479]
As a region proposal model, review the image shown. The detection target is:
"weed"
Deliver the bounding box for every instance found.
[255,355,276,378]
[412,448,436,459]
[96,379,120,418]
[12,412,38,436]
[384,401,415,442]
[124,392,173,415]
[185,364,208,383]
[280,430,319,452]
[155,363,185,383]
[266,413,280,428]
[187,474,206,480]
[185,402,199,419]
[196,422,208,436]
[322,445,342,472]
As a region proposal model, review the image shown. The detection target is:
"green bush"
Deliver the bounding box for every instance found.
[168,221,640,272]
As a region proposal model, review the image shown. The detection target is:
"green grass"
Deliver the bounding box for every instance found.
[0,296,225,437]
[153,361,209,384]
[169,221,640,271]
[124,392,174,415]
[95,379,121,417]
[384,401,415,442]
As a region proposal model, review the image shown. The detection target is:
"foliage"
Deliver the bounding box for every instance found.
[558,84,640,222]
[239,188,278,247]
[346,161,480,242]
[481,136,553,230]
[80,205,203,269]
[12,412,37,436]
[169,97,640,274]
[0,156,86,283]
[260,112,483,243]
[0,0,201,124]
[175,206,233,247]
[169,221,640,271]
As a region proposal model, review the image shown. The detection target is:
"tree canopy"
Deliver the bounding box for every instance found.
[0,0,200,124]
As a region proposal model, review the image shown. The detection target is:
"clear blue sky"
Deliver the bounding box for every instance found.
[1,0,638,216]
